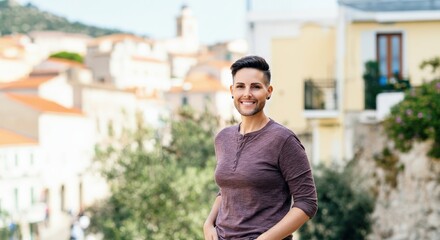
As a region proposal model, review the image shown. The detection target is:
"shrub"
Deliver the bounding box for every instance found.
[299,166,374,240]
[383,79,440,159]
[363,61,410,109]
[50,51,84,63]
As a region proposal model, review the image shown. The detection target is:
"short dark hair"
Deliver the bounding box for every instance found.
[230,55,271,85]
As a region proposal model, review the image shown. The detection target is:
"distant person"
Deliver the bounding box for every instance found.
[44,205,50,227]
[203,56,318,240]
[70,221,85,240]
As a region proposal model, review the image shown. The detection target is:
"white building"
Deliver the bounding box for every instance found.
[0,71,74,108]
[208,39,248,62]
[0,93,107,236]
[246,0,336,63]
[166,71,237,122]
[0,128,44,239]
[72,82,167,141]
[34,57,93,85]
[0,34,44,82]
[85,34,170,90]
[28,31,91,57]
[188,60,235,89]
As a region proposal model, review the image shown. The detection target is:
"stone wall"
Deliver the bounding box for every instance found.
[352,123,440,240]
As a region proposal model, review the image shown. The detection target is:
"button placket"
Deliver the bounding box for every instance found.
[233,135,246,171]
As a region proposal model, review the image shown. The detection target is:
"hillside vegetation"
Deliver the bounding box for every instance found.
[0,1,127,37]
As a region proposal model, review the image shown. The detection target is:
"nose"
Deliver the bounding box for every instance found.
[243,87,251,98]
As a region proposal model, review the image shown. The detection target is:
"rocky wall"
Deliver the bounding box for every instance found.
[352,123,440,240]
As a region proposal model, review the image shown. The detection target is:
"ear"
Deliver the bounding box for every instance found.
[267,85,273,99]
[230,85,233,95]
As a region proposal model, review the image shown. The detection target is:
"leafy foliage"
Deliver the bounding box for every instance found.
[299,165,375,240]
[363,61,410,109]
[420,57,440,74]
[363,61,382,109]
[373,147,404,188]
[0,3,125,37]
[383,79,440,159]
[50,51,84,63]
[164,107,218,168]
[87,108,219,239]
[0,210,21,240]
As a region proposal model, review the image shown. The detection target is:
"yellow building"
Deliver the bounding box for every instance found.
[248,0,440,164]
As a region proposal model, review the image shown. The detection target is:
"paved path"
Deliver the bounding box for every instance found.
[39,213,71,240]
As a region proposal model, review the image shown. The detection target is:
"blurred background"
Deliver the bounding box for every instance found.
[0,0,439,239]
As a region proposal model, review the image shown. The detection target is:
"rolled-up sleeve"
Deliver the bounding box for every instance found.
[279,135,318,218]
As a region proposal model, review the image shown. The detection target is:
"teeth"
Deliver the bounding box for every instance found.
[241,102,255,105]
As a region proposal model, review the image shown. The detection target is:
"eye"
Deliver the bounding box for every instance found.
[236,85,244,88]
[252,85,261,89]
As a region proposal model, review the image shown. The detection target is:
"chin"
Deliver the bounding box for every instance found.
[238,109,261,117]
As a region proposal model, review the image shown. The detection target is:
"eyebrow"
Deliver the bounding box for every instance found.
[234,82,263,86]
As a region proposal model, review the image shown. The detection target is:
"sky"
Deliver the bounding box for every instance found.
[16,0,337,45]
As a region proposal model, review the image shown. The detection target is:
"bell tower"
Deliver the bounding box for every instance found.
[176,4,199,43]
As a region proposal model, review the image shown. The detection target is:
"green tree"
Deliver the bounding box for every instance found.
[49,51,84,63]
[299,165,374,240]
[164,107,218,168]
[0,3,125,37]
[87,108,219,240]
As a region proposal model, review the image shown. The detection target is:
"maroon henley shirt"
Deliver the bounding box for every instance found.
[214,119,317,240]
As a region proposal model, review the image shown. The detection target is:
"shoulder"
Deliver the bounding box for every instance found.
[266,119,295,140]
[268,120,305,150]
[215,124,238,142]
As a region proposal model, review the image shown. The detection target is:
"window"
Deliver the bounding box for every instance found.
[376,33,402,85]
[181,96,188,106]
[0,154,5,170]
[30,187,35,204]
[15,153,19,167]
[204,95,211,109]
[60,185,65,211]
[14,188,19,211]
[30,153,34,166]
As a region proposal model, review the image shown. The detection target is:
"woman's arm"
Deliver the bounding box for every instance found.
[256,207,309,240]
[203,195,222,240]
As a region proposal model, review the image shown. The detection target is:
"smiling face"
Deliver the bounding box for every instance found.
[230,68,273,117]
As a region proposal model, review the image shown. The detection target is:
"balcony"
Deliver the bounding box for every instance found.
[304,79,339,119]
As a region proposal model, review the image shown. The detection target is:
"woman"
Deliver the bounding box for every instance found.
[203,56,318,240]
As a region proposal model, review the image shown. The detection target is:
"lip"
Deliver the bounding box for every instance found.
[240,100,256,105]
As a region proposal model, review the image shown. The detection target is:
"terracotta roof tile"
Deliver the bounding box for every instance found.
[132,56,167,64]
[0,76,55,90]
[30,70,62,76]
[206,60,233,69]
[0,128,37,146]
[89,34,153,46]
[169,52,199,58]
[5,93,83,115]
[169,73,228,93]
[0,35,26,58]
[47,57,86,68]
[0,38,24,48]
[0,42,25,58]
[123,87,161,99]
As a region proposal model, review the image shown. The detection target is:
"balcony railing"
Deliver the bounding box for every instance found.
[304,79,338,118]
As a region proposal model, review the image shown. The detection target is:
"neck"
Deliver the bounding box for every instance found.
[240,113,270,135]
